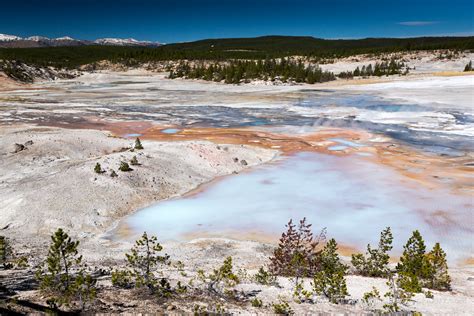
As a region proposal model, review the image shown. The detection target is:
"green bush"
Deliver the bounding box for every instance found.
[254,266,277,286]
[119,161,132,172]
[272,298,293,315]
[130,155,139,166]
[94,163,104,174]
[312,239,348,304]
[134,138,144,150]
[198,256,240,297]
[351,227,393,277]
[251,297,263,307]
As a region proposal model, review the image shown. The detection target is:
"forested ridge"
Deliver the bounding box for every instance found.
[0,35,473,68]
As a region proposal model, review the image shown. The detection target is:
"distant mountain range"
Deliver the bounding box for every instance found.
[0,34,161,48]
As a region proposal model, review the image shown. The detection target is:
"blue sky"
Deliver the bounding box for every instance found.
[1,0,473,43]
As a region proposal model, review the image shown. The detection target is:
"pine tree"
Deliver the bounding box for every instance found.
[94,162,103,174]
[130,155,139,166]
[464,61,472,72]
[351,227,393,277]
[119,161,132,172]
[312,238,348,303]
[0,236,6,267]
[424,243,451,290]
[269,218,325,284]
[396,230,428,292]
[397,230,426,276]
[134,137,144,150]
[125,232,170,293]
[36,228,96,309]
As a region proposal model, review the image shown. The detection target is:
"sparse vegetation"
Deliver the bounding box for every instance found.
[351,227,393,277]
[251,297,263,307]
[269,218,325,286]
[134,137,144,150]
[110,169,118,177]
[119,161,132,172]
[272,297,294,314]
[383,273,414,313]
[36,228,96,310]
[361,287,382,310]
[2,219,458,313]
[464,60,472,71]
[94,162,104,174]
[197,256,240,297]
[130,155,139,165]
[112,232,171,296]
[254,266,277,286]
[312,238,348,303]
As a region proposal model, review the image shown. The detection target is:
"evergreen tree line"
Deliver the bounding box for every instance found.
[1,36,472,69]
[338,59,408,79]
[168,58,336,84]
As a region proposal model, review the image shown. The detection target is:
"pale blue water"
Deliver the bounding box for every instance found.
[161,128,181,134]
[124,152,472,262]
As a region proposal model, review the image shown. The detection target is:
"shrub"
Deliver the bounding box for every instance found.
[351,227,393,277]
[134,138,144,150]
[254,266,277,286]
[383,273,414,313]
[130,155,139,165]
[0,236,28,270]
[36,228,96,309]
[312,238,348,304]
[119,161,132,172]
[464,60,472,71]
[111,270,133,288]
[94,163,104,174]
[361,287,382,310]
[0,236,8,267]
[110,170,118,177]
[198,256,239,297]
[251,297,263,307]
[272,297,293,315]
[269,218,325,285]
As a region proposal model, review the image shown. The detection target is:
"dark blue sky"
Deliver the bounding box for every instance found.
[1,0,473,43]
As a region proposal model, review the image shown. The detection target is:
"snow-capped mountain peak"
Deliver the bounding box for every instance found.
[27,36,50,41]
[94,37,158,46]
[0,33,22,41]
[0,33,161,47]
[55,36,75,41]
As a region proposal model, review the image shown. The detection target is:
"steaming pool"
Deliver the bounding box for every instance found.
[121,152,472,263]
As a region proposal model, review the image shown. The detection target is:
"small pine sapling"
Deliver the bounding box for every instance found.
[94,163,104,174]
[312,238,349,304]
[36,228,96,309]
[351,227,393,277]
[198,256,240,297]
[119,161,132,172]
[124,232,171,295]
[424,243,451,291]
[383,273,414,313]
[130,155,139,166]
[134,137,144,150]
